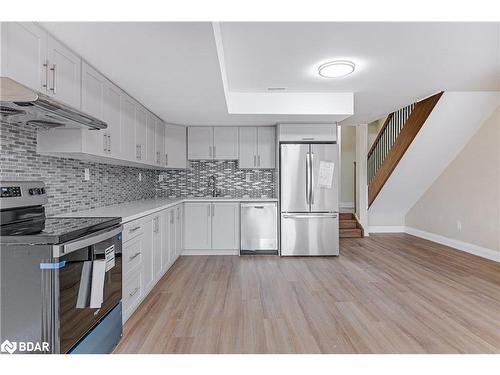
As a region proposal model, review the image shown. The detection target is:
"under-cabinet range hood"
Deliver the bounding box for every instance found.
[0,77,107,130]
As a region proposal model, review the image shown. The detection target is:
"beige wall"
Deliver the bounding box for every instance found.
[340,125,356,205]
[367,116,387,149]
[405,106,500,252]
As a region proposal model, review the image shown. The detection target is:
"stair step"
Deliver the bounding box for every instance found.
[339,213,354,220]
[339,220,357,229]
[340,228,363,238]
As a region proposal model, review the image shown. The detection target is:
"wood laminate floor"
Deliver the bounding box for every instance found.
[114,234,500,354]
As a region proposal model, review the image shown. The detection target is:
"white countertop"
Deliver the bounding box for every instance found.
[55,197,277,223]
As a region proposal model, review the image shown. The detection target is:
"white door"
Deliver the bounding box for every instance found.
[120,95,136,161]
[155,118,165,167]
[188,127,212,160]
[213,127,239,160]
[152,215,163,281]
[102,82,121,157]
[146,112,156,165]
[1,22,47,92]
[212,203,239,250]
[165,124,187,168]
[175,205,183,258]
[46,35,81,108]
[238,127,257,168]
[81,62,105,156]
[141,218,154,294]
[135,106,148,162]
[184,203,212,249]
[257,127,276,168]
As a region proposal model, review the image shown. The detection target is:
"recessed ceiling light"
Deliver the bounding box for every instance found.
[318,60,355,78]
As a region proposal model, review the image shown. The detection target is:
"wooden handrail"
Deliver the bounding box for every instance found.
[368,92,443,207]
[367,113,393,159]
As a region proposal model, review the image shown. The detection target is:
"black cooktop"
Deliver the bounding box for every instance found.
[0,216,121,245]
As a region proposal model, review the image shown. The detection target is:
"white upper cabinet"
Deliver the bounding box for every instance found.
[46,35,81,108]
[213,127,238,160]
[120,94,137,162]
[102,82,122,157]
[146,112,156,165]
[135,106,148,162]
[238,127,276,169]
[188,127,238,160]
[257,127,276,169]
[155,118,165,167]
[165,124,187,168]
[188,127,212,160]
[1,22,48,92]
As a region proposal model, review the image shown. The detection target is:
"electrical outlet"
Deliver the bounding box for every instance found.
[138,172,142,182]
[84,168,90,181]
[158,174,164,182]
[456,220,462,231]
[246,173,252,183]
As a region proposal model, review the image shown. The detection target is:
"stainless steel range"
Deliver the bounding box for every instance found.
[0,181,123,354]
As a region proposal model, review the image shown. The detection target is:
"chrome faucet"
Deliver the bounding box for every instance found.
[209,175,217,197]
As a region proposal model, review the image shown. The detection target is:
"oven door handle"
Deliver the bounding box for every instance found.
[53,225,123,257]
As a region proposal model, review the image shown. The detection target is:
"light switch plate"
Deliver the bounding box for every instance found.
[158,174,164,182]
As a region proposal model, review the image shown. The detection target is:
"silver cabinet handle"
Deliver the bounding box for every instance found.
[209,146,212,159]
[128,226,141,233]
[50,64,56,94]
[129,287,140,298]
[129,252,141,261]
[207,205,210,217]
[257,155,261,167]
[165,153,168,166]
[176,207,180,219]
[212,204,215,217]
[213,146,216,159]
[103,133,108,152]
[108,134,111,153]
[43,60,49,91]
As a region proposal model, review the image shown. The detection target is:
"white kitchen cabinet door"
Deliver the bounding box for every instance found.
[184,203,212,250]
[212,203,239,250]
[102,82,122,157]
[135,106,148,162]
[155,118,165,167]
[146,112,156,165]
[151,215,163,283]
[1,22,47,93]
[141,218,154,295]
[188,127,212,160]
[213,127,238,160]
[238,127,258,168]
[120,95,136,161]
[165,124,187,168]
[159,211,170,274]
[168,209,176,264]
[46,35,81,109]
[257,127,276,169]
[81,62,105,156]
[174,205,183,259]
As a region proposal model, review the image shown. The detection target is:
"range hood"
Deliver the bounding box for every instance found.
[0,77,107,130]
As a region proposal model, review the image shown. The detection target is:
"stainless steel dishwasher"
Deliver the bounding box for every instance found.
[240,202,278,255]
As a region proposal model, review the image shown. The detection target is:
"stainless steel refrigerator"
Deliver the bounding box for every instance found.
[280,143,339,256]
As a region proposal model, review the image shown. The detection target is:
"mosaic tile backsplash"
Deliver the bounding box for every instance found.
[1,120,276,216]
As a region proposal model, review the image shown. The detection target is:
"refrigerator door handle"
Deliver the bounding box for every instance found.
[305,152,310,206]
[310,152,315,205]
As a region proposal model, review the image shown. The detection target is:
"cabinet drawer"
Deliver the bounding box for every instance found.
[123,235,143,275]
[123,269,142,320]
[123,220,144,243]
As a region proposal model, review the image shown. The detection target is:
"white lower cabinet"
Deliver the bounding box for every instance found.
[122,204,183,323]
[184,202,239,251]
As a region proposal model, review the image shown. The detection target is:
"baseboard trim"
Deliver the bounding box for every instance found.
[405,227,499,262]
[181,249,239,256]
[369,226,405,233]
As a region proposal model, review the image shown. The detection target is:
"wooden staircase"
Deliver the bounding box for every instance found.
[339,213,363,238]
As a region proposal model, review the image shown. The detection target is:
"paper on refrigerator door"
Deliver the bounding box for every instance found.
[318,161,335,188]
[90,260,106,309]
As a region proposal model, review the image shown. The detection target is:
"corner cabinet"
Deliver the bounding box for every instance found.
[187,127,238,161]
[238,127,276,169]
[183,202,239,252]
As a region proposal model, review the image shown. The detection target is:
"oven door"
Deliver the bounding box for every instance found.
[54,225,122,353]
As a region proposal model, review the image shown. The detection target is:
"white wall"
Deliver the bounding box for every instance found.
[340,125,356,208]
[406,106,500,256]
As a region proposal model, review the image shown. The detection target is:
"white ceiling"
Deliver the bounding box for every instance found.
[41,22,500,126]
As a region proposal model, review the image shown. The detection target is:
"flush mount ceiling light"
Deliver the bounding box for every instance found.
[318,60,355,78]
